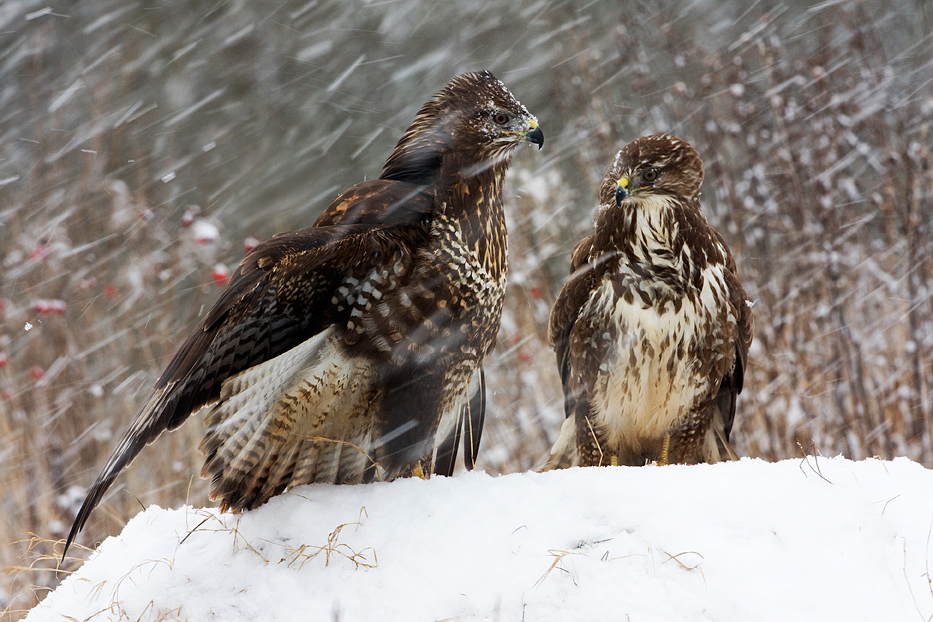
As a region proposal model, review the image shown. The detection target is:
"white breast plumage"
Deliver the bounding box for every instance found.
[588,256,731,459]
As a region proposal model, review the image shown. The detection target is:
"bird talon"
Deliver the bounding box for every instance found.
[657,433,671,466]
[412,462,427,480]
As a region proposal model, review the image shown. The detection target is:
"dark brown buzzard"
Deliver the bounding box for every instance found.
[65,70,543,555]
[547,134,751,469]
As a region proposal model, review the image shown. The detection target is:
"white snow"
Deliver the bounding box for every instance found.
[28,458,933,621]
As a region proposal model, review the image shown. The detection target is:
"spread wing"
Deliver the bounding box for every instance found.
[65,181,435,553]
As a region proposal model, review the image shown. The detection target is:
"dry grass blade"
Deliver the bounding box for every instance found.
[533,549,581,588]
[661,550,705,571]
[177,508,269,563]
[280,517,377,571]
[797,443,834,485]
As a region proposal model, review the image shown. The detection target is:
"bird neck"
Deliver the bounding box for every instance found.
[586,196,691,290]
[381,106,512,276]
[592,195,724,292]
[599,196,677,256]
[437,155,510,278]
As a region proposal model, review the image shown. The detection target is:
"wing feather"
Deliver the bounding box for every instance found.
[433,403,463,478]
[65,182,435,553]
[543,238,602,470]
[434,364,486,476]
[463,365,486,471]
[713,265,753,442]
[548,240,598,421]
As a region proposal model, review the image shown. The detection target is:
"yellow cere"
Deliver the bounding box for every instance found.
[617,177,630,190]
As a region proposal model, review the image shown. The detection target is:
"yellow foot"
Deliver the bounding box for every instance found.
[610,455,619,467]
[412,462,427,480]
[657,433,671,466]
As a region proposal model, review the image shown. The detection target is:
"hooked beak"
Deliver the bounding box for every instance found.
[615,177,630,206]
[524,119,544,150]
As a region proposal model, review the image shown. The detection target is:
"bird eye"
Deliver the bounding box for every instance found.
[643,168,660,183]
[493,112,510,125]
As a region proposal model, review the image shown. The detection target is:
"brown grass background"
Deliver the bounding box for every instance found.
[2,0,932,617]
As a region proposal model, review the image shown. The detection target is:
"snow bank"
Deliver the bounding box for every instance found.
[28,458,933,621]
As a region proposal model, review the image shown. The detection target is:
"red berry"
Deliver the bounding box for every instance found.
[212,263,230,287]
[193,220,219,245]
[29,244,49,260]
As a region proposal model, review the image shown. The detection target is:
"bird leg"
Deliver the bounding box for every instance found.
[656,433,671,466]
[412,461,427,480]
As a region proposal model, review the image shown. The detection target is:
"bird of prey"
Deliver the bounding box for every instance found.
[546,134,751,469]
[65,70,543,554]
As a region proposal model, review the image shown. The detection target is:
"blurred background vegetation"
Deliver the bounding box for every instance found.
[2,0,932,616]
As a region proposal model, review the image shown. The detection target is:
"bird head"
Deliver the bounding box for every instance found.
[442,70,543,156]
[381,70,543,184]
[600,134,704,208]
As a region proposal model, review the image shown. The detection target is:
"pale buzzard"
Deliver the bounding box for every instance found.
[547,134,751,469]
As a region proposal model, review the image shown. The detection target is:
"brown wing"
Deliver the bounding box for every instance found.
[65,182,435,554]
[713,260,753,442]
[549,235,599,420]
[314,179,433,227]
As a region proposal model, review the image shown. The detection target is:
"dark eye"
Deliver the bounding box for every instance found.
[643,168,660,183]
[493,112,510,125]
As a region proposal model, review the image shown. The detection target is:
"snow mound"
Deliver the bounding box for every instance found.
[28,458,933,621]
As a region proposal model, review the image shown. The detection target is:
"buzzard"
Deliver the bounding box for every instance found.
[65,70,543,555]
[546,134,752,469]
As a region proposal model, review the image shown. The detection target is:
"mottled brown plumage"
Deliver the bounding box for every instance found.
[547,134,752,469]
[66,70,543,555]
